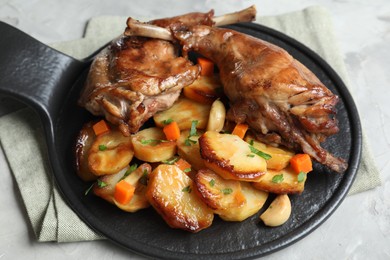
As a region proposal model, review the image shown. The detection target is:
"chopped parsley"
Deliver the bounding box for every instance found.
[209,179,215,187]
[182,185,192,193]
[162,118,173,125]
[162,156,179,165]
[184,120,199,146]
[297,171,306,183]
[183,168,192,173]
[97,179,108,188]
[247,154,255,158]
[249,145,272,160]
[84,183,95,196]
[221,188,233,195]
[98,144,107,151]
[272,174,284,183]
[119,163,138,181]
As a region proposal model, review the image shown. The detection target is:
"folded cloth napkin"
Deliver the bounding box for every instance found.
[0,6,381,242]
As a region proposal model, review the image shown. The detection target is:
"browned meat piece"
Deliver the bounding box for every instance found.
[170,25,347,173]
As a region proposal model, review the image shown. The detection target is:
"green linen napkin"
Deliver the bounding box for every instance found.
[0,6,381,242]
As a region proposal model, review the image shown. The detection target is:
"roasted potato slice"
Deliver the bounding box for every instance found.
[93,163,151,212]
[177,129,205,171]
[194,169,246,210]
[146,164,214,233]
[252,166,306,194]
[245,136,295,171]
[88,129,134,176]
[183,75,222,104]
[131,127,176,162]
[199,131,267,181]
[153,97,211,130]
[75,121,98,181]
[218,182,268,222]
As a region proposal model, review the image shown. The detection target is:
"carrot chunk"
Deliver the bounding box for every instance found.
[232,123,249,139]
[114,180,135,205]
[92,119,110,136]
[290,154,313,174]
[174,158,192,174]
[163,121,181,141]
[197,57,214,76]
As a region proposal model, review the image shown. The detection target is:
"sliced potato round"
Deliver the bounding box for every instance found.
[260,194,291,227]
[245,136,295,171]
[199,131,267,181]
[183,75,222,104]
[88,130,134,176]
[218,182,268,222]
[93,163,151,212]
[131,127,176,162]
[75,121,98,181]
[153,97,211,130]
[177,129,205,171]
[194,169,245,210]
[252,166,306,194]
[145,164,214,233]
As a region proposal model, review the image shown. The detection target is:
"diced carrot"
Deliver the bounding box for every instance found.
[163,121,181,141]
[92,119,110,136]
[290,154,313,174]
[232,123,249,139]
[197,57,214,76]
[114,180,135,205]
[174,158,192,174]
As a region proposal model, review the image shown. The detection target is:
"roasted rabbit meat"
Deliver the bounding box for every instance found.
[171,25,347,173]
[79,7,256,136]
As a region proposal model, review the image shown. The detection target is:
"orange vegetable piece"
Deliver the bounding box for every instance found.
[197,57,214,76]
[163,121,181,141]
[174,158,192,174]
[92,119,110,136]
[290,154,313,174]
[183,87,215,104]
[231,123,249,139]
[114,180,135,205]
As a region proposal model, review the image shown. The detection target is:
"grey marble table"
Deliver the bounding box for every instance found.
[0,0,389,259]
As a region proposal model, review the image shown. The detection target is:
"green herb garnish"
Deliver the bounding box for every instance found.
[97,179,108,188]
[221,188,233,195]
[297,171,306,183]
[182,185,192,193]
[84,183,95,196]
[247,154,255,158]
[209,179,215,187]
[162,118,173,125]
[162,156,179,165]
[98,144,107,151]
[183,168,192,173]
[272,174,284,183]
[119,163,138,181]
[189,120,199,137]
[249,145,272,160]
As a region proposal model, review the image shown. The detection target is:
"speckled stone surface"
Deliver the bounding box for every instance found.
[0,1,389,259]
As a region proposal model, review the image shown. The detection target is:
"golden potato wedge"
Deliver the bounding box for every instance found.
[245,136,295,171]
[177,129,205,171]
[252,166,307,194]
[260,194,291,227]
[218,182,268,222]
[153,97,211,130]
[131,127,176,162]
[199,131,267,181]
[88,129,134,176]
[93,163,151,212]
[194,169,246,211]
[75,121,98,181]
[183,75,222,104]
[146,164,214,233]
